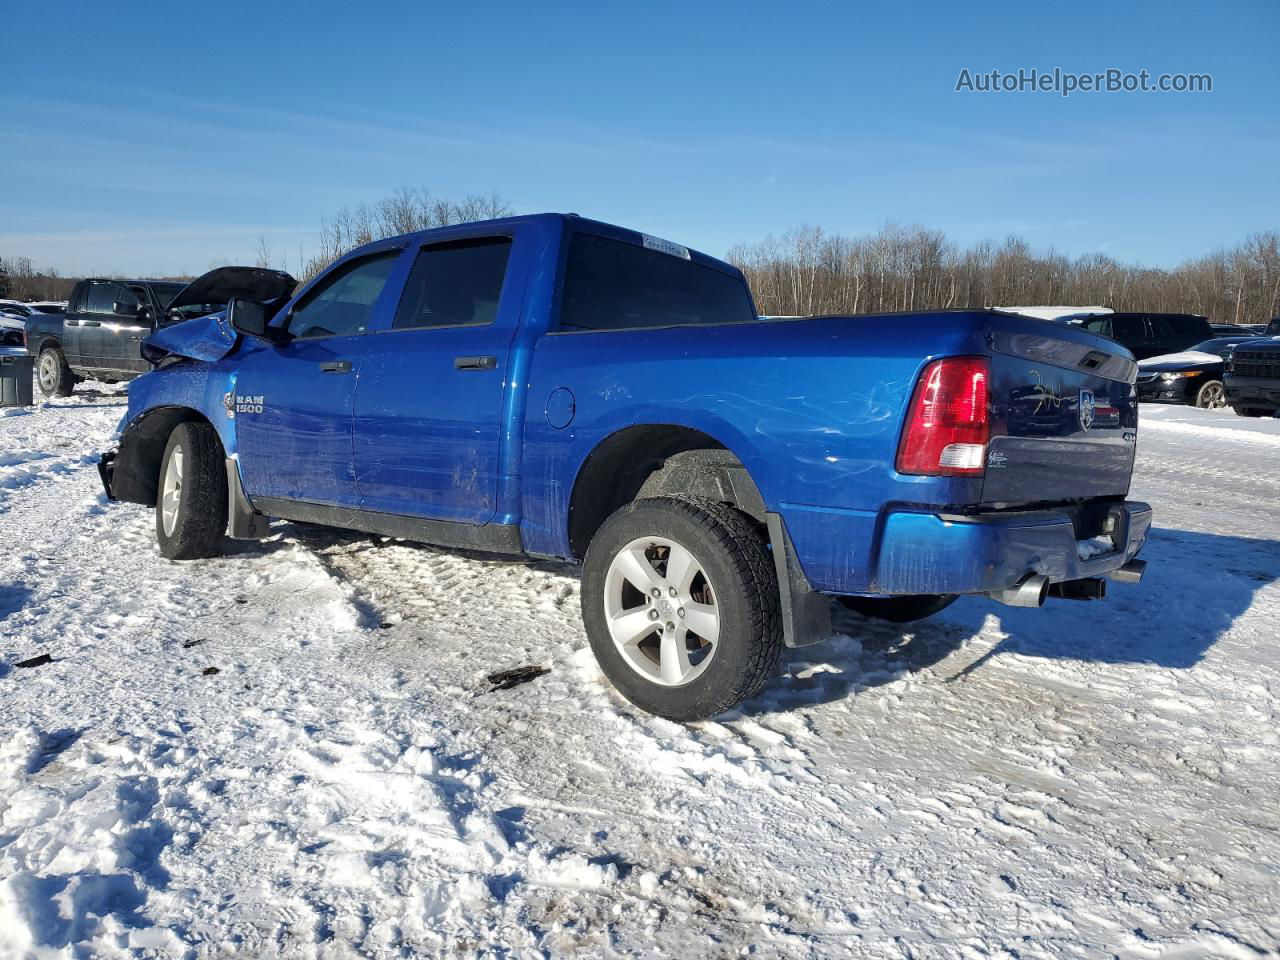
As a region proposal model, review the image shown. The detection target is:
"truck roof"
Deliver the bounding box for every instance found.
[348,212,745,280]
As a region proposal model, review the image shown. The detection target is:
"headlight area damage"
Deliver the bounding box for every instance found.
[143,266,296,365]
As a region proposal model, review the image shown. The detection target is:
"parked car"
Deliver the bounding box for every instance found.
[24,272,290,397]
[99,214,1151,721]
[1076,312,1214,360]
[1136,337,1260,408]
[1225,331,1280,417]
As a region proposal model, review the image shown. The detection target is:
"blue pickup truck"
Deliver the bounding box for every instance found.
[100,214,1151,720]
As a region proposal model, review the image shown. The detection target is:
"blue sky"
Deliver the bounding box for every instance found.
[2,0,1276,276]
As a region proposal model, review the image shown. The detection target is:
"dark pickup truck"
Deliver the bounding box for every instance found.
[22,272,281,398]
[1225,318,1280,416]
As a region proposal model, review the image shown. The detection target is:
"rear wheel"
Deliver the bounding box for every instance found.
[838,593,958,623]
[155,421,228,560]
[581,496,782,721]
[1193,379,1226,409]
[36,348,75,398]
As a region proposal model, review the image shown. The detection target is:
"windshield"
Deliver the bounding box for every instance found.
[1190,338,1248,358]
[150,283,187,308]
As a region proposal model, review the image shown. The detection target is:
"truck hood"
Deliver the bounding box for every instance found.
[1138,350,1221,369]
[141,310,238,365]
[167,266,296,312]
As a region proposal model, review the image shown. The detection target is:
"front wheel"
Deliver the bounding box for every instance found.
[1194,379,1226,409]
[37,348,75,398]
[581,496,782,721]
[156,421,229,560]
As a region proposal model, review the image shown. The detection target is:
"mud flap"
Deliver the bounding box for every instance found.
[765,512,831,647]
[98,449,118,501]
[225,458,270,539]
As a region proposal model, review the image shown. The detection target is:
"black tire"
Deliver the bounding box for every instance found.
[581,495,782,721]
[155,421,229,560]
[1232,406,1269,418]
[1193,379,1226,409]
[36,347,75,398]
[838,593,958,623]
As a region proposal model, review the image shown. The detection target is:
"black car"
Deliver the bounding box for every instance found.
[1077,312,1214,360]
[1135,337,1262,409]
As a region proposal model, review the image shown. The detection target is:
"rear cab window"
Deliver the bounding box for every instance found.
[556,232,756,332]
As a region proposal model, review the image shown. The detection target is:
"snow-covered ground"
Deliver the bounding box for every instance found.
[2,382,1278,959]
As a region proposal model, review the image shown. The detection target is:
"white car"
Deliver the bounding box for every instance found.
[1,301,65,346]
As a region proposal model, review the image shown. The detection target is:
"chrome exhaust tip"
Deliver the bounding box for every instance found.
[988,573,1050,608]
[1108,559,1147,584]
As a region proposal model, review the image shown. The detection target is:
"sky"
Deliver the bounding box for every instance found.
[1,0,1277,277]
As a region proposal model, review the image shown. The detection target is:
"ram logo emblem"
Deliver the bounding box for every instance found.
[1078,389,1096,431]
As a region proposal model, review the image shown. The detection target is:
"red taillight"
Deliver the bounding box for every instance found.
[896,356,990,477]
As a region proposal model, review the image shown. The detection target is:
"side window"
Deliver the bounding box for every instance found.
[558,233,757,332]
[288,252,399,340]
[1084,317,1112,337]
[1111,316,1145,341]
[1157,315,1205,338]
[392,237,512,330]
[85,282,130,315]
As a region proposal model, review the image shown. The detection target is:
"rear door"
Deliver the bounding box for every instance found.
[353,234,521,523]
[985,316,1138,504]
[59,283,86,361]
[78,281,130,371]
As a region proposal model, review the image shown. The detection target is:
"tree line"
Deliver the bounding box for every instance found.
[4,190,1278,325]
[728,225,1280,325]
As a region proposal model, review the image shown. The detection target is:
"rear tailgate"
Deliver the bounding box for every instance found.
[983,313,1138,505]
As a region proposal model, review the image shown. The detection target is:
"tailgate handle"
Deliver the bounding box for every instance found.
[1080,351,1108,370]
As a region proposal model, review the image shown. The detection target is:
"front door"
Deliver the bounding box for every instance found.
[234,250,402,507]
[354,236,517,524]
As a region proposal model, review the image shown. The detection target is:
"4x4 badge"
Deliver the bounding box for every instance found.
[1078,389,1096,431]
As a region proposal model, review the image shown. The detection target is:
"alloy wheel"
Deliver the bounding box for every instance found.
[603,536,719,687]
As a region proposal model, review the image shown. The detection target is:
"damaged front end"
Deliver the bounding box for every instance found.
[142,266,296,366]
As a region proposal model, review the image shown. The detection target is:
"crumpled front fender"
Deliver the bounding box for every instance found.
[142,311,237,365]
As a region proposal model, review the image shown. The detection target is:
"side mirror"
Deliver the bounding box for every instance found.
[112,301,141,317]
[228,298,269,339]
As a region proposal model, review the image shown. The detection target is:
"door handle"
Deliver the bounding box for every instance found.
[454,355,497,371]
[64,319,80,327]
[82,320,101,327]
[319,360,352,374]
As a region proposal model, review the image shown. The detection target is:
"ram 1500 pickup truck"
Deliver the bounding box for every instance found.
[100,214,1151,720]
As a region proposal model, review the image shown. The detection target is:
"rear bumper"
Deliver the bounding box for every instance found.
[872,501,1152,596]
